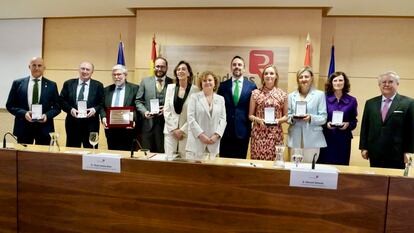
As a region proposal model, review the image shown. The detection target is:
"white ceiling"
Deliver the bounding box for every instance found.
[1,0,414,19]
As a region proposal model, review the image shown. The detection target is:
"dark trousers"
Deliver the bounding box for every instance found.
[65,117,99,148]
[219,136,250,159]
[140,117,164,153]
[105,128,137,151]
[370,157,405,169]
[16,123,50,146]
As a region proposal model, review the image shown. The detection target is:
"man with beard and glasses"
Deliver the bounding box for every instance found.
[217,56,257,159]
[135,57,173,153]
[100,64,139,151]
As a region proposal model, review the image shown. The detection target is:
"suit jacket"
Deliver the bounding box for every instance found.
[217,77,256,139]
[6,76,61,138]
[100,82,139,121]
[359,94,414,165]
[59,78,104,131]
[135,76,173,132]
[163,84,199,134]
[186,92,227,155]
[287,87,327,148]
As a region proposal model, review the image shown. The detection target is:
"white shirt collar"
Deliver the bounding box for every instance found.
[382,93,396,101]
[232,76,244,84]
[30,75,43,81]
[78,78,91,85]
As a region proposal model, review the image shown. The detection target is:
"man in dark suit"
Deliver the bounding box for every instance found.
[100,64,139,151]
[359,71,414,169]
[6,57,61,145]
[135,57,173,153]
[59,61,104,148]
[217,56,257,159]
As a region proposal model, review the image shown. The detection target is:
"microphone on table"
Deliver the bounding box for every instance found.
[3,132,18,149]
[311,153,317,170]
[131,138,147,158]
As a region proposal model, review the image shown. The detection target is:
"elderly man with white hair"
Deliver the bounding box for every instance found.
[100,64,139,151]
[359,71,414,169]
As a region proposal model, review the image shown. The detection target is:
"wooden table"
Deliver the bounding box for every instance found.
[0,149,17,233]
[0,146,412,233]
[17,150,390,233]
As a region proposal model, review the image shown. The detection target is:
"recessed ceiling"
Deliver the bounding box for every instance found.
[1,0,414,19]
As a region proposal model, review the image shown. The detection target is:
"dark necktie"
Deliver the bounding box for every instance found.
[32,79,39,104]
[77,82,86,101]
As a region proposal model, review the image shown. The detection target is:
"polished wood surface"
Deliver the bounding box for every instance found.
[0,149,17,233]
[386,177,414,233]
[17,150,390,233]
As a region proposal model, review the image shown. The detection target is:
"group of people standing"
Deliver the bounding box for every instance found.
[6,56,414,169]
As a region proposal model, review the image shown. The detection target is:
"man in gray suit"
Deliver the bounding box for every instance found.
[100,64,139,151]
[135,57,173,152]
[359,71,414,169]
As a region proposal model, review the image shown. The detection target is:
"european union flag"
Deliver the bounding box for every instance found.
[328,45,335,77]
[117,41,125,65]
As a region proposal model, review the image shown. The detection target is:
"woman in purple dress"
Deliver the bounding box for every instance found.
[318,72,358,165]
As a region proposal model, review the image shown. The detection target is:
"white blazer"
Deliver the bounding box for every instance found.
[186,91,227,155]
[163,84,199,134]
[287,87,327,148]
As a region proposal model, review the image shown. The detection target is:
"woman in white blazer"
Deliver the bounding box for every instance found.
[287,67,327,162]
[163,61,199,156]
[186,71,227,159]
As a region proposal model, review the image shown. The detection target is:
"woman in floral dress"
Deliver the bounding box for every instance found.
[248,65,288,160]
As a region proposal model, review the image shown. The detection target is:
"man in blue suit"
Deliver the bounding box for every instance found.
[60,61,104,148]
[6,57,61,145]
[217,56,257,159]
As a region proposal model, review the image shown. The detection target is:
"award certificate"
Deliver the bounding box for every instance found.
[106,106,134,128]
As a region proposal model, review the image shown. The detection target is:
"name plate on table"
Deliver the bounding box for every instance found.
[289,168,338,190]
[106,106,134,128]
[82,153,121,173]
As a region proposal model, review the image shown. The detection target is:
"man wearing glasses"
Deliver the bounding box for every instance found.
[359,71,414,169]
[135,57,173,152]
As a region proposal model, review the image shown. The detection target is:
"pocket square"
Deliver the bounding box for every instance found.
[393,110,404,113]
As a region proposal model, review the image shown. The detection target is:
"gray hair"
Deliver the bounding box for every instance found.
[112,64,127,75]
[378,71,400,85]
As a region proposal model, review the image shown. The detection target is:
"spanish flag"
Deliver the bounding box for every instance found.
[149,35,157,76]
[304,33,312,67]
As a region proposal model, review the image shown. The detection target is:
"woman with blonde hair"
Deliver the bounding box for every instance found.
[287,67,327,162]
[249,65,288,160]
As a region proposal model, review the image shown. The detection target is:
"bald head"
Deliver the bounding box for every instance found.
[29,57,45,78]
[79,61,94,81]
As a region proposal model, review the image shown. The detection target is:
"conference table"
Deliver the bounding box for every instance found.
[1,145,413,233]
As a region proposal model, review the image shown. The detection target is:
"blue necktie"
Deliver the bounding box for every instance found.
[114,87,122,106]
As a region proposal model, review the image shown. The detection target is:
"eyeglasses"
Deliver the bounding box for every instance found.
[154,65,167,70]
[380,80,395,86]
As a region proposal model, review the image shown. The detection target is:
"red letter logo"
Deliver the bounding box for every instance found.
[249,50,274,76]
